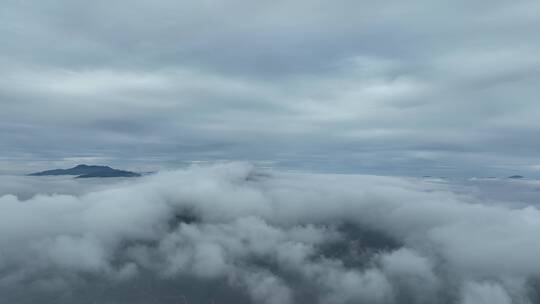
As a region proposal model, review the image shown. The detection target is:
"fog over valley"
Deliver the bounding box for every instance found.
[2,163,540,303]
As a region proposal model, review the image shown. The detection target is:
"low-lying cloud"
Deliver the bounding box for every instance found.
[1,162,540,303]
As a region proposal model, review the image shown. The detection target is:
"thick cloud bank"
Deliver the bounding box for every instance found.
[2,0,540,176]
[2,163,540,303]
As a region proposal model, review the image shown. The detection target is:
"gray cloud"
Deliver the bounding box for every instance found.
[1,0,540,175]
[2,163,540,303]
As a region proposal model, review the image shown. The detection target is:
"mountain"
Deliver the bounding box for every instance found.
[29,164,141,178]
[508,175,524,179]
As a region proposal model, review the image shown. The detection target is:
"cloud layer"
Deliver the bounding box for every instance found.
[1,0,540,175]
[2,163,540,303]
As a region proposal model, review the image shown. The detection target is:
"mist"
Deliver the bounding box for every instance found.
[1,163,540,303]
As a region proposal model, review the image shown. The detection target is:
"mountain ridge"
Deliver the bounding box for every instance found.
[29,164,141,178]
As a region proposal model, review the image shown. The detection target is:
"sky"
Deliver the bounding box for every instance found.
[1,0,540,176]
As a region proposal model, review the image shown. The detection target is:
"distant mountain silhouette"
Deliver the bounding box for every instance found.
[29,164,141,178]
[508,175,524,179]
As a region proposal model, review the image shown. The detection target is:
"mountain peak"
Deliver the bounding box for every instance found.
[29,165,140,178]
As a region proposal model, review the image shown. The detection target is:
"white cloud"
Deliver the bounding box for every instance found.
[2,163,540,302]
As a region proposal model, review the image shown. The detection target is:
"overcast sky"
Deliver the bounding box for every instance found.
[1,0,540,176]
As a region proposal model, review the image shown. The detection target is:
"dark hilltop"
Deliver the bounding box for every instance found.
[29,164,141,178]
